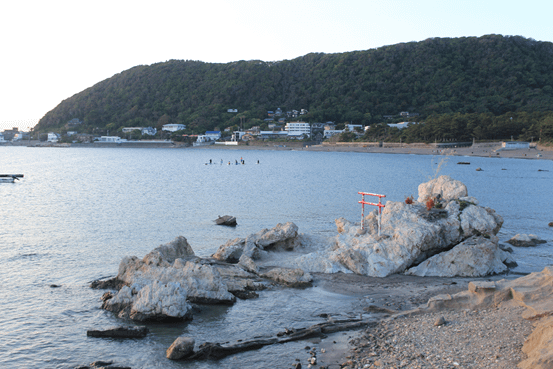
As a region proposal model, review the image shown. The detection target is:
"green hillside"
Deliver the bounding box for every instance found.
[35,34,553,142]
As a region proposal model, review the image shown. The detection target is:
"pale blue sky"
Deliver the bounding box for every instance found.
[1,0,552,130]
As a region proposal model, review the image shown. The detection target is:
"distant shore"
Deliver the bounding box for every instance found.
[5,140,553,161]
[195,141,553,161]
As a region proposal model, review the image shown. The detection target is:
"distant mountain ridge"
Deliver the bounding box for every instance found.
[36,34,553,134]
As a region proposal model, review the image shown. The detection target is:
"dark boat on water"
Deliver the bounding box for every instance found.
[0,174,24,183]
[214,215,237,226]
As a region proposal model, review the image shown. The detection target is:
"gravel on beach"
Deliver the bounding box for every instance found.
[343,306,533,369]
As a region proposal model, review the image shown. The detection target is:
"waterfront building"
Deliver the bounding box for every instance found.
[285,122,311,137]
[501,141,530,150]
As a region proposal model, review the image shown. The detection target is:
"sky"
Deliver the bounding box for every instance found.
[1,0,552,131]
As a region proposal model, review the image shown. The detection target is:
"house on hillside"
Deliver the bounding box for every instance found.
[95,136,127,143]
[67,118,82,126]
[47,133,61,142]
[205,131,222,140]
[162,124,186,132]
[2,127,19,141]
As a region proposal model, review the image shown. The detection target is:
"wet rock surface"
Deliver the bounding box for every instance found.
[86,326,149,338]
[506,233,548,247]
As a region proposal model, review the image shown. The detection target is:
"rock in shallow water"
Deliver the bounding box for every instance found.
[166,336,195,360]
[506,234,547,247]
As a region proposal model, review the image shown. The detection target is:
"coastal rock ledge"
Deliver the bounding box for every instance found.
[93,226,312,322]
[92,176,516,323]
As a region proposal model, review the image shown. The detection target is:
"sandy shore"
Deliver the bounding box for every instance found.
[195,141,553,161]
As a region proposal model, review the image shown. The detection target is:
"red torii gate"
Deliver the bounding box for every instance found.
[358,192,386,236]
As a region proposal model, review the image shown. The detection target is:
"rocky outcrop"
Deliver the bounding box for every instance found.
[212,222,299,262]
[99,237,237,321]
[281,176,511,278]
[97,225,308,322]
[506,234,547,247]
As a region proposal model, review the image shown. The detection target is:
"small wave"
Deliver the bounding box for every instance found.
[6,252,42,262]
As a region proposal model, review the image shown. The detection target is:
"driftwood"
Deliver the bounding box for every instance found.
[185,318,375,360]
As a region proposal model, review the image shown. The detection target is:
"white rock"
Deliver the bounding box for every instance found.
[129,281,192,321]
[212,237,245,262]
[460,205,503,237]
[417,175,468,203]
[143,236,195,266]
[256,222,299,249]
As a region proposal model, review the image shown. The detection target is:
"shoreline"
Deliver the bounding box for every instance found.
[311,272,534,369]
[194,141,553,161]
[5,140,553,160]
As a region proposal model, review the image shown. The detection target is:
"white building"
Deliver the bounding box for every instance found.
[232,131,247,141]
[162,124,186,132]
[501,141,530,150]
[96,136,127,143]
[47,133,60,142]
[259,131,289,139]
[205,131,222,140]
[285,122,311,137]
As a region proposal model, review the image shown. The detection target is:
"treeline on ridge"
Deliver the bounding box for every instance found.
[35,34,553,142]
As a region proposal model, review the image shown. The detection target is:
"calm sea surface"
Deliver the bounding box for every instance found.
[1,146,552,368]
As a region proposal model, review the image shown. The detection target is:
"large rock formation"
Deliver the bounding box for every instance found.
[281,175,514,277]
[100,237,237,321]
[96,224,307,322]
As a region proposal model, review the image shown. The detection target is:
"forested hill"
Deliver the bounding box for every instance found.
[36,34,553,135]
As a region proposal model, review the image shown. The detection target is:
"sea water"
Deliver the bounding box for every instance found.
[1,146,552,368]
